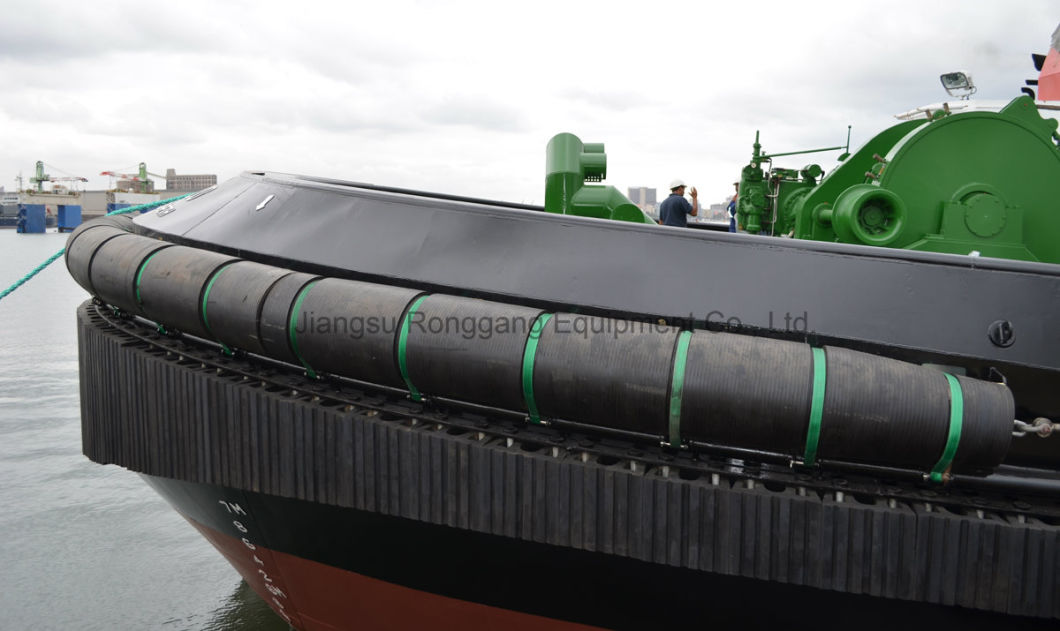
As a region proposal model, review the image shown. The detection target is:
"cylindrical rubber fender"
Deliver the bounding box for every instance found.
[949,375,1013,470]
[292,278,422,388]
[816,346,1012,472]
[257,272,321,365]
[88,234,172,316]
[680,332,812,454]
[404,294,543,409]
[136,246,238,338]
[64,224,129,296]
[532,314,678,434]
[202,261,293,355]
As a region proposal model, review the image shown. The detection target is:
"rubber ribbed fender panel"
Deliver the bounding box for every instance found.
[680,332,812,455]
[532,314,678,435]
[137,246,238,338]
[405,294,543,410]
[203,260,292,355]
[75,301,1059,620]
[295,278,422,388]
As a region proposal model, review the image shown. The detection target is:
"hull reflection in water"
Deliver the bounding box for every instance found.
[203,580,291,631]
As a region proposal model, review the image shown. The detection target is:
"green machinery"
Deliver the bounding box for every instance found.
[736,96,1060,263]
[545,133,656,224]
[30,161,50,192]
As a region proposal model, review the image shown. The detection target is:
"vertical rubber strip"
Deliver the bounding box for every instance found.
[802,347,827,465]
[521,313,553,424]
[667,331,693,447]
[288,281,319,379]
[398,295,429,401]
[930,374,964,483]
[135,250,164,306]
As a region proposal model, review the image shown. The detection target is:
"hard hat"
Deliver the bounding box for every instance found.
[669,178,686,190]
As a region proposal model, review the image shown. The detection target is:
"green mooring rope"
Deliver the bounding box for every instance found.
[0,249,67,302]
[0,195,189,304]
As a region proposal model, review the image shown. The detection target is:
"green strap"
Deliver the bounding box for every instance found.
[135,250,165,306]
[202,262,237,356]
[201,262,236,337]
[802,347,827,465]
[288,281,319,379]
[930,374,964,483]
[398,295,429,401]
[667,331,693,447]
[521,313,553,424]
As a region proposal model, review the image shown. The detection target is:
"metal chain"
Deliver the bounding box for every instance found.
[1012,417,1057,438]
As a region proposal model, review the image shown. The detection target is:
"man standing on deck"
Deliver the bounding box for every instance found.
[659,179,697,227]
[727,182,738,232]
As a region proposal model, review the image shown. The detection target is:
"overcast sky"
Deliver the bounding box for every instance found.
[1,0,1056,205]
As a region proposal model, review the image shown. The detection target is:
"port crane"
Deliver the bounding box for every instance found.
[100,162,166,194]
[29,161,88,192]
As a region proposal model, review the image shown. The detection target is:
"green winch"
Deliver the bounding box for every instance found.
[737,96,1060,263]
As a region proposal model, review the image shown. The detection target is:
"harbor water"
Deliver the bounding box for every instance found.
[0,229,289,630]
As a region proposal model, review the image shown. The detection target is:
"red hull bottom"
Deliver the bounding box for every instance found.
[187,517,603,631]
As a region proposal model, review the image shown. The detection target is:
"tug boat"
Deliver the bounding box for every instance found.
[69,53,1060,629]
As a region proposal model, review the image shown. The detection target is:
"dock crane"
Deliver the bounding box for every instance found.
[100,162,167,193]
[29,161,88,192]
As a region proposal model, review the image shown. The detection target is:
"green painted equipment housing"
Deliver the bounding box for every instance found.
[738,96,1060,263]
[545,133,656,224]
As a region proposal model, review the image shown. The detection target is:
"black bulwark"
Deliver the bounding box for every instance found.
[77,303,1060,622]
[133,173,1060,407]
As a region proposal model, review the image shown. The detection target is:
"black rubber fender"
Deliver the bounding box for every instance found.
[88,234,173,316]
[293,277,422,388]
[202,261,293,355]
[532,314,678,434]
[405,294,543,409]
[64,224,129,297]
[814,347,1012,473]
[136,246,238,338]
[680,332,813,455]
[257,271,321,366]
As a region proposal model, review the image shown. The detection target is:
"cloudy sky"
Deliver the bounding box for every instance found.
[2,1,1056,206]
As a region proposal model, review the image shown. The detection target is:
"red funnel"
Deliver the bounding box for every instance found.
[1039,24,1060,101]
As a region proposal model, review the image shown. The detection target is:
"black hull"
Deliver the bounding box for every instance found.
[145,473,1055,631]
[77,302,1060,626]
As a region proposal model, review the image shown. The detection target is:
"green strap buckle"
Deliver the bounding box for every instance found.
[522,313,553,424]
[667,331,693,448]
[201,262,237,338]
[288,281,319,379]
[929,373,964,483]
[135,250,165,306]
[802,347,827,466]
[398,295,429,401]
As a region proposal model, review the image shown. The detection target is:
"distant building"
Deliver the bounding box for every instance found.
[627,186,657,217]
[165,168,217,192]
[627,186,656,207]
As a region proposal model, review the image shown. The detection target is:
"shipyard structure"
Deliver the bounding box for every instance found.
[3,163,217,231]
